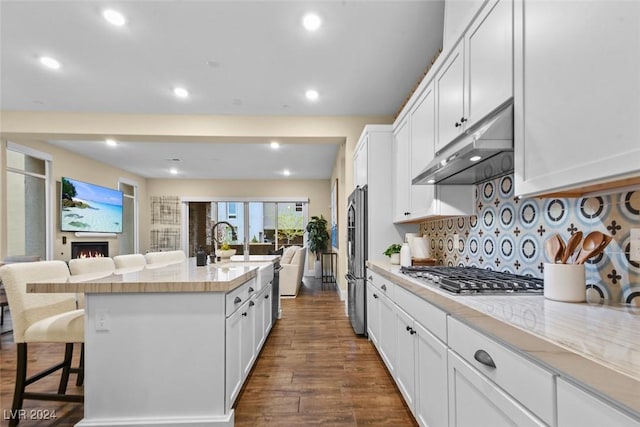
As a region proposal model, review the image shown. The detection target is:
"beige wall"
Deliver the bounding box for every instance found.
[0,138,148,261]
[1,111,393,293]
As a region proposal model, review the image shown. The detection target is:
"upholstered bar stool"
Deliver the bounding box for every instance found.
[0,260,84,426]
[113,253,146,272]
[145,249,186,267]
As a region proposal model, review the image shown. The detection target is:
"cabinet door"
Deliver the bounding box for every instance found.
[443,0,487,50]
[241,300,256,380]
[225,307,243,407]
[514,1,640,196]
[393,118,411,222]
[353,136,368,188]
[394,307,416,412]
[436,42,465,153]
[414,322,448,427]
[557,378,640,427]
[254,291,266,352]
[448,350,545,427]
[409,84,436,218]
[378,292,397,375]
[465,0,512,127]
[262,284,272,339]
[366,281,380,346]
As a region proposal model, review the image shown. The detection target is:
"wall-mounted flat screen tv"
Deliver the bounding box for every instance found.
[60,177,123,233]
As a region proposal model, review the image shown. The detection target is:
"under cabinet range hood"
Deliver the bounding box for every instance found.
[413,101,514,185]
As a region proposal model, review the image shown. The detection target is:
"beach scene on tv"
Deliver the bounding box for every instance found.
[61,177,123,233]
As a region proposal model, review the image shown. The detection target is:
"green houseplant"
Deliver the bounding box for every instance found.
[384,243,402,265]
[306,215,330,278]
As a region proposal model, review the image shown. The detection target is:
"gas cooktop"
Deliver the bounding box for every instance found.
[400,266,544,295]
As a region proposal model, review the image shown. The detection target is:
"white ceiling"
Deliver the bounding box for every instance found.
[0,0,445,179]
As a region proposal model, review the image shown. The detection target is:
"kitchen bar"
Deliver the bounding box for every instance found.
[27,258,274,427]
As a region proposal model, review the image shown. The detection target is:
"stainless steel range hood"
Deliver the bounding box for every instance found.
[413,101,514,186]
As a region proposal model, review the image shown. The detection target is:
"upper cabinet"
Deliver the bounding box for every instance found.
[353,134,368,188]
[514,1,640,197]
[393,83,474,223]
[436,0,513,154]
[443,0,487,50]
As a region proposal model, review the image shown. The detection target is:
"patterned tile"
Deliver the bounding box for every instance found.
[420,176,640,303]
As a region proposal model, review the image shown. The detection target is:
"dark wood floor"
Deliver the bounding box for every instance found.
[1,278,416,426]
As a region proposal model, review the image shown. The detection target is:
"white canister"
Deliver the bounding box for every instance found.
[543,263,586,302]
[400,242,412,267]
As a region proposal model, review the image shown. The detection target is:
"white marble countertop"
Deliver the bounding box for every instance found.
[368,260,640,417]
[228,254,280,263]
[27,258,258,294]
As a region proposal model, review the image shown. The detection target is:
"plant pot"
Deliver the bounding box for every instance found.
[389,253,400,265]
[215,249,237,259]
[314,259,322,278]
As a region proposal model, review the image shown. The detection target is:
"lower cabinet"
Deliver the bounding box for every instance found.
[225,280,273,410]
[557,378,640,427]
[447,350,545,427]
[365,283,380,346]
[414,321,448,427]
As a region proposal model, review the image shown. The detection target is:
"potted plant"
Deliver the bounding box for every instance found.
[384,243,402,265]
[216,241,236,259]
[306,215,330,278]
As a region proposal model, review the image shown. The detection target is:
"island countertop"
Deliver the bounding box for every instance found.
[26,258,258,294]
[367,259,640,418]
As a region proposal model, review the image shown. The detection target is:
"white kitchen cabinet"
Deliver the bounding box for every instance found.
[368,270,397,374]
[393,88,474,223]
[395,306,417,410]
[448,350,545,427]
[353,135,368,188]
[464,0,512,130]
[409,83,437,219]
[437,0,513,154]
[514,0,640,197]
[355,126,404,259]
[557,378,640,427]
[365,282,380,346]
[254,283,272,353]
[414,321,448,427]
[225,299,245,407]
[393,118,412,222]
[435,43,466,153]
[443,0,487,50]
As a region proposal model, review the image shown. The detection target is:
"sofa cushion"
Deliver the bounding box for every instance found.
[281,246,298,264]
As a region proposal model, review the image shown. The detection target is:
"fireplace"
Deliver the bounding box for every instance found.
[71,241,109,259]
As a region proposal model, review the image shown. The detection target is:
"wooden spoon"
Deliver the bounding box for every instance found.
[561,231,583,264]
[575,231,607,264]
[584,234,612,263]
[545,234,564,263]
[554,234,566,263]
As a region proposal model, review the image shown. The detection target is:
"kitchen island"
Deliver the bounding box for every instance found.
[27,258,275,427]
[367,260,640,426]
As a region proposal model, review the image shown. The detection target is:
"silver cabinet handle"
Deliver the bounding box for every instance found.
[474,349,496,368]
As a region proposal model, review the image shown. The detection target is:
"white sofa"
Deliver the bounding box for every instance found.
[279,246,306,297]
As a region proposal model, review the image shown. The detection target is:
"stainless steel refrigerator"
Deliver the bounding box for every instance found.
[346,186,367,335]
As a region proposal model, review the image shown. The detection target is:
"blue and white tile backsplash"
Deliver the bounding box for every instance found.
[420,175,640,304]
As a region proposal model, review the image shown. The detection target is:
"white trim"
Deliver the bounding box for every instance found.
[7,141,53,162]
[180,196,310,203]
[75,232,117,238]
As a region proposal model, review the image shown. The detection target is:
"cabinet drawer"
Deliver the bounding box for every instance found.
[394,285,447,343]
[226,278,256,317]
[367,270,395,300]
[448,317,555,425]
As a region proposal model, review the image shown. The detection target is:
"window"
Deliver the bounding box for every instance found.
[118,179,139,254]
[5,143,52,259]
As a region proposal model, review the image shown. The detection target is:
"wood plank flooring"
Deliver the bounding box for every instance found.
[1,278,416,426]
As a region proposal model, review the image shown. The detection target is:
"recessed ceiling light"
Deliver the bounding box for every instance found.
[105,139,117,147]
[39,56,61,70]
[302,13,322,31]
[103,9,126,26]
[173,87,189,99]
[469,155,482,162]
[427,179,436,184]
[305,89,319,101]
[270,141,280,149]
[170,168,178,175]
[283,169,291,176]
